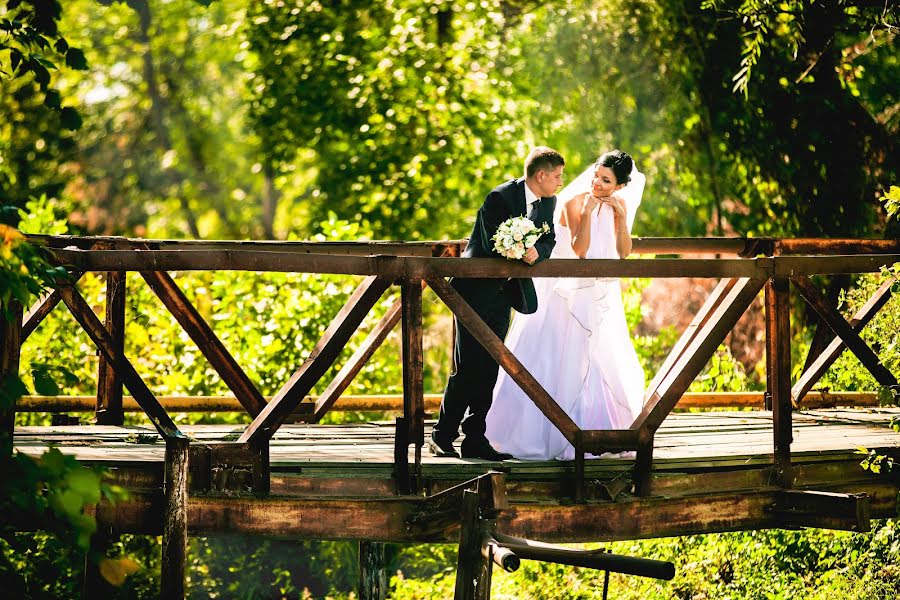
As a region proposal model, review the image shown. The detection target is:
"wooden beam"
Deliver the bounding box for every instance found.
[775,239,900,255]
[96,271,125,425]
[238,276,392,445]
[791,275,897,387]
[61,481,899,543]
[1,303,22,457]
[314,296,402,421]
[793,278,895,403]
[161,437,189,600]
[634,278,766,433]
[57,284,182,439]
[454,489,487,600]
[141,270,266,417]
[426,277,580,445]
[774,254,900,276]
[770,490,870,532]
[766,277,793,488]
[644,278,737,403]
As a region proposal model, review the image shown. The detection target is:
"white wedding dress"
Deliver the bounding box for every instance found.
[485,163,646,460]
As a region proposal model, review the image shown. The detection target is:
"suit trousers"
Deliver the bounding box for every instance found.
[433,289,511,448]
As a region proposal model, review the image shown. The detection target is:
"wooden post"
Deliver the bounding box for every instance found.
[1,302,22,458]
[455,489,490,600]
[765,277,792,488]
[161,437,190,599]
[573,431,585,503]
[96,271,125,425]
[82,521,116,599]
[401,279,425,492]
[394,416,410,495]
[358,541,387,600]
[634,431,655,497]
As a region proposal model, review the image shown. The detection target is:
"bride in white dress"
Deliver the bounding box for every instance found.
[485,150,646,460]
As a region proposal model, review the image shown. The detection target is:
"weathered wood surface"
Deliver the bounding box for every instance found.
[96,270,125,425]
[427,276,580,444]
[766,277,793,487]
[141,270,267,417]
[238,276,391,445]
[28,234,900,258]
[1,303,22,457]
[162,437,189,600]
[57,284,183,440]
[12,409,900,542]
[792,278,895,404]
[791,275,897,387]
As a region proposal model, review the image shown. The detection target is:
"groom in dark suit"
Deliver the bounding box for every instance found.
[430,147,564,460]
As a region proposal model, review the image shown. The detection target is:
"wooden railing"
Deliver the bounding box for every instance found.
[4,235,899,499]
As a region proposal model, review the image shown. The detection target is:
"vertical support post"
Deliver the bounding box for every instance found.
[765,277,793,488]
[1,302,23,458]
[573,430,585,503]
[96,271,125,425]
[401,279,425,492]
[161,437,190,599]
[455,489,490,600]
[250,440,270,496]
[358,541,387,600]
[634,431,655,497]
[394,416,410,495]
[82,521,116,598]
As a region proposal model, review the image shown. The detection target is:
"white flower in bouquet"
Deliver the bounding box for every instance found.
[492,216,550,260]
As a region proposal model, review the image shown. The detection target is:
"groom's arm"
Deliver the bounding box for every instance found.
[473,190,512,258]
[532,197,557,263]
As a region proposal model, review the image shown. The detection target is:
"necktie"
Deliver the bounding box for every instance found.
[528,199,541,222]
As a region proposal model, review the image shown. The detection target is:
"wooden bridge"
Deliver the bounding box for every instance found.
[3,234,900,599]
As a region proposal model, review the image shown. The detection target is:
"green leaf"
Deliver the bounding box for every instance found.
[59,106,82,131]
[44,89,61,109]
[32,367,60,396]
[65,48,88,71]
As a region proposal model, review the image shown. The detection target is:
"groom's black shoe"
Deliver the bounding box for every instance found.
[428,435,460,458]
[460,440,514,461]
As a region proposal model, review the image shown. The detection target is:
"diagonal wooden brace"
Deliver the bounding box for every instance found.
[141,270,267,417]
[634,277,766,433]
[239,276,392,445]
[425,277,579,445]
[791,275,897,387]
[792,277,895,403]
[57,284,182,439]
[21,271,84,341]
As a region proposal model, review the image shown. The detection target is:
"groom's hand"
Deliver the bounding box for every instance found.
[523,246,539,265]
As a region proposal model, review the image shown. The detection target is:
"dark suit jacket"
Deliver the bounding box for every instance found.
[455,178,557,314]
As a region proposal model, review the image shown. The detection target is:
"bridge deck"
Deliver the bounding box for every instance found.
[14,408,900,542]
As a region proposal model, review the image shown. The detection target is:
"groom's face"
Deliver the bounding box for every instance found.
[535,165,564,198]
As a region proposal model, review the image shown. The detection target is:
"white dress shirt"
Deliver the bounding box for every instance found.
[524,181,541,219]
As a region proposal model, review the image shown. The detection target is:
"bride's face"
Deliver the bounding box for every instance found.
[591,166,624,197]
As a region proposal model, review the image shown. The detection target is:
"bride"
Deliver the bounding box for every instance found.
[484,149,646,460]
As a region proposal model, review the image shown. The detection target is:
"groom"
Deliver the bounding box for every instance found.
[429,146,564,460]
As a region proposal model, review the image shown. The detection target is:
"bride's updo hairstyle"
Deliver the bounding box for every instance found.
[596,150,633,186]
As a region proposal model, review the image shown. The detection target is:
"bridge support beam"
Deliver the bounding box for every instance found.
[162,436,190,599]
[1,302,22,458]
[358,541,388,600]
[770,490,871,532]
[765,277,793,488]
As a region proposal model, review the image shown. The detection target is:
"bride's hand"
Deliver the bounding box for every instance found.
[601,194,627,220]
[582,193,602,214]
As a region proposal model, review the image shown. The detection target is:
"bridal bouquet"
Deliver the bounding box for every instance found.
[492,216,550,260]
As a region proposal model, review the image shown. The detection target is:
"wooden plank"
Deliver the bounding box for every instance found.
[57,285,182,440]
[239,276,392,445]
[644,278,737,403]
[454,489,484,600]
[141,270,266,416]
[766,277,793,488]
[314,297,402,421]
[791,275,897,387]
[96,271,125,425]
[634,278,766,433]
[793,278,895,403]
[771,489,870,532]
[630,238,769,256]
[161,437,189,600]
[1,303,23,457]
[426,277,580,444]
